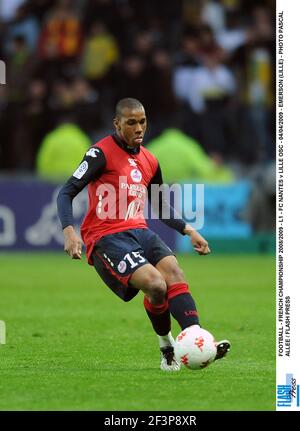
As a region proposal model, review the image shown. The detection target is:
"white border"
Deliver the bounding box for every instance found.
[276,0,300,411]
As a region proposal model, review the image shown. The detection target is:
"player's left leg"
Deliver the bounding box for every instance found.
[156,255,230,362]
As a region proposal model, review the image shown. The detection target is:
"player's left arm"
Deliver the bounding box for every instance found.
[147,163,210,255]
[147,163,186,233]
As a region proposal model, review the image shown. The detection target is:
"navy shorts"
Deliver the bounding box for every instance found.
[91,228,174,302]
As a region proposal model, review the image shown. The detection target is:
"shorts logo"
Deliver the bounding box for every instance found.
[130,169,142,183]
[86,148,100,158]
[117,260,127,274]
[73,161,88,179]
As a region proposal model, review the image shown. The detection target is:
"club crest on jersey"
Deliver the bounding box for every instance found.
[130,169,142,183]
[73,161,88,179]
[128,158,137,167]
[86,148,100,158]
[117,260,127,274]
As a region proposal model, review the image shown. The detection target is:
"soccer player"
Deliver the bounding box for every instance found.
[57,98,230,371]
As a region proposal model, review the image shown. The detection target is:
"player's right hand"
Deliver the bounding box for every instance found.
[63,226,83,259]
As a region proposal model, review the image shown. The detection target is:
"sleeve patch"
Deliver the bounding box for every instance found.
[73,161,88,179]
[86,148,100,158]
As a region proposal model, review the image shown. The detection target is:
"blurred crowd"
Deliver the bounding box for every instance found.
[0,0,275,173]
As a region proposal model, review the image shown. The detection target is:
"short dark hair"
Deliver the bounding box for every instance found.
[115,98,144,118]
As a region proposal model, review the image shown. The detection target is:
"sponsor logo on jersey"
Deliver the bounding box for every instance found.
[130,169,142,183]
[128,158,137,167]
[117,260,127,273]
[86,148,100,158]
[120,182,146,199]
[73,161,88,179]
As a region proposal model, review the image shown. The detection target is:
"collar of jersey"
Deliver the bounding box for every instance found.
[112,133,141,155]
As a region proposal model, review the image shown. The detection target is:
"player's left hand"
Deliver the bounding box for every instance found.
[190,232,210,255]
[184,225,211,255]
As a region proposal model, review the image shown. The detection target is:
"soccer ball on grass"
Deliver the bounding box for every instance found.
[174,325,217,370]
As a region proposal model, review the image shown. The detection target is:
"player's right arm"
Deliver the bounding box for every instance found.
[57,147,106,259]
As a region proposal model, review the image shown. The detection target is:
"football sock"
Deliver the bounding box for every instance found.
[167,282,200,330]
[144,296,171,336]
[157,332,175,349]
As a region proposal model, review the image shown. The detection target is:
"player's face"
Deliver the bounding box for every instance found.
[114,108,147,148]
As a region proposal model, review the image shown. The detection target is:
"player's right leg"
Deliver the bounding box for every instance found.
[129,264,167,306]
[91,230,179,370]
[129,266,180,371]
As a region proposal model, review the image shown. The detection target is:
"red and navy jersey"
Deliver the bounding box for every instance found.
[81,135,158,260]
[57,134,186,264]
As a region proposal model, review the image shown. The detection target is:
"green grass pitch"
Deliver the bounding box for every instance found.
[0,253,275,411]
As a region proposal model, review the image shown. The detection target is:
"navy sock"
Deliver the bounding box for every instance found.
[144,297,171,336]
[145,308,171,336]
[168,291,200,330]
